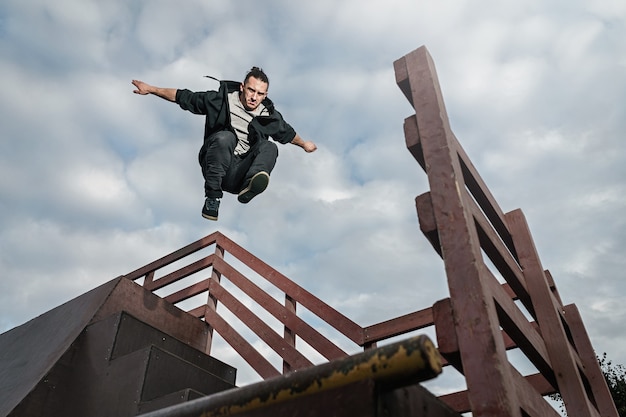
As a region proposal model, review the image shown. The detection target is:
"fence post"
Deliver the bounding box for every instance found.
[204,242,225,355]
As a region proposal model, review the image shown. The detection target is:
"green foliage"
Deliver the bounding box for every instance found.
[550,353,626,416]
[598,352,626,416]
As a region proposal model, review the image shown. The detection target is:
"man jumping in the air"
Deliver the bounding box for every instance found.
[132,67,317,220]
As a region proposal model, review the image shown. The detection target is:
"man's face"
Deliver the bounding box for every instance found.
[239,76,268,111]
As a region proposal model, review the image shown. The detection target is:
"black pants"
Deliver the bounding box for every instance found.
[200,130,278,198]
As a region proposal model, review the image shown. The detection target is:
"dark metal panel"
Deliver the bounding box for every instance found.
[138,389,207,415]
[112,312,236,384]
[141,346,234,402]
[0,278,121,417]
[379,382,462,417]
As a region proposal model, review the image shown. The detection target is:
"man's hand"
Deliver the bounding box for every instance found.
[302,141,317,153]
[132,79,152,95]
[291,134,317,153]
[131,80,177,102]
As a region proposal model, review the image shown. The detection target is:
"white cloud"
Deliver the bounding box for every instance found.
[1,0,625,407]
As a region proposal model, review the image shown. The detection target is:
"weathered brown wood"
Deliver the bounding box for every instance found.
[438,372,557,415]
[564,304,619,417]
[455,141,518,260]
[362,306,434,344]
[208,279,314,370]
[506,209,601,417]
[206,240,225,353]
[404,114,426,170]
[213,256,348,361]
[203,307,281,380]
[485,268,555,384]
[415,192,442,256]
[466,194,534,315]
[145,255,214,292]
[164,279,210,305]
[123,232,220,281]
[508,366,562,417]
[396,45,521,417]
[283,294,297,374]
[216,233,364,344]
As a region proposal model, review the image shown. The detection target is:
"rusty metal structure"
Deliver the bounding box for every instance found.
[0,45,617,417]
[395,46,617,417]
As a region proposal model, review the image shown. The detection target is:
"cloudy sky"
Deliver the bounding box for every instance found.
[1,0,624,401]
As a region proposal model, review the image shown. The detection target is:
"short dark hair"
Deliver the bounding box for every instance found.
[244,66,269,86]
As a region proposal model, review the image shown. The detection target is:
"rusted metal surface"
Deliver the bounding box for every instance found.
[564,304,618,417]
[506,209,606,417]
[0,279,120,417]
[203,307,281,380]
[92,277,210,353]
[212,256,348,360]
[137,335,442,417]
[362,306,434,344]
[396,45,522,417]
[208,278,314,370]
[283,294,297,374]
[121,229,366,383]
[216,233,364,343]
[397,45,616,417]
[147,255,215,292]
[2,278,235,417]
[122,232,221,282]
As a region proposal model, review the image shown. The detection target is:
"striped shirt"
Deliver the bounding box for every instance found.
[228,91,269,155]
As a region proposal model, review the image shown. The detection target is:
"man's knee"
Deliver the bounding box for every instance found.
[258,140,278,158]
[208,130,237,151]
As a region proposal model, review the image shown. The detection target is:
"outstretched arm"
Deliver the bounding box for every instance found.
[132,80,177,102]
[291,134,317,153]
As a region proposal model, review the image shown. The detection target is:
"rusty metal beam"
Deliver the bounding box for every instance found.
[213,256,348,361]
[203,307,281,380]
[208,278,314,371]
[362,307,434,344]
[123,232,221,282]
[396,44,522,417]
[506,209,603,417]
[136,335,442,417]
[216,233,364,344]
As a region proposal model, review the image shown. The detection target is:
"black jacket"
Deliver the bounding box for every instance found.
[175,80,297,163]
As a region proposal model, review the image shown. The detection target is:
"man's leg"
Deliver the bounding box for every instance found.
[237,140,278,204]
[201,131,237,198]
[200,131,236,220]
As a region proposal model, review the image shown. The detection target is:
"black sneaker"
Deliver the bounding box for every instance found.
[202,197,220,220]
[238,171,270,204]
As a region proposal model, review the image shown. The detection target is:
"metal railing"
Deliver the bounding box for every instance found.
[122,231,436,380]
